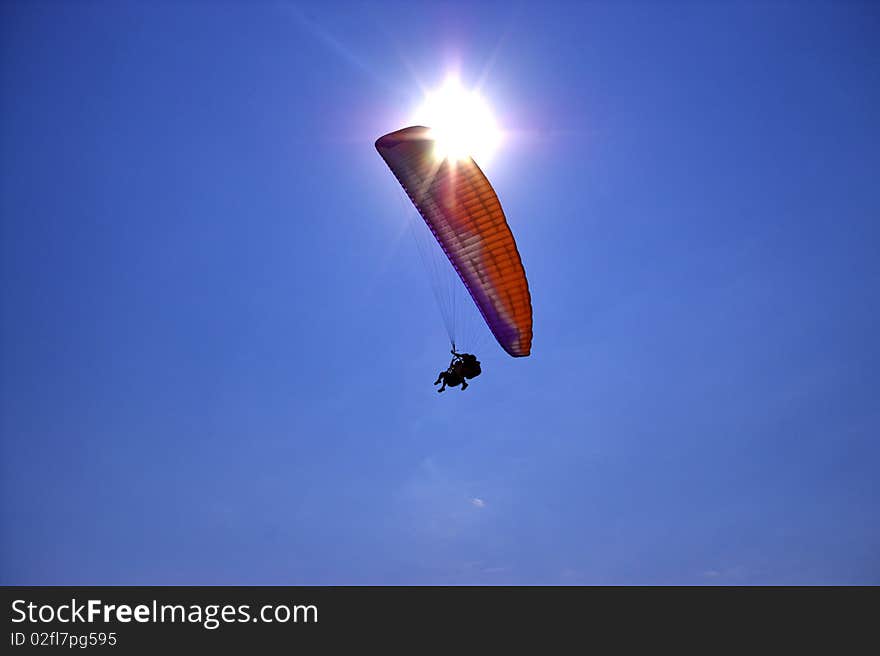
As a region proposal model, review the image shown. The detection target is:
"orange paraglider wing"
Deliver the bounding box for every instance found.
[376,126,532,357]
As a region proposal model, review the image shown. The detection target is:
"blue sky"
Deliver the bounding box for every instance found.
[1,1,877,584]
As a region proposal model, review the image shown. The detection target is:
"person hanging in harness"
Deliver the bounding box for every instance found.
[434,347,482,392]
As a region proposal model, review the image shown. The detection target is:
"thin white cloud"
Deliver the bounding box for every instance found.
[702,566,748,581]
[470,497,486,508]
[482,567,507,574]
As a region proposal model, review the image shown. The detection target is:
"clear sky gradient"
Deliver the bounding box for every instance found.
[1,1,878,584]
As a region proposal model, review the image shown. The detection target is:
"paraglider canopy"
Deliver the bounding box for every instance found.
[376,126,532,357]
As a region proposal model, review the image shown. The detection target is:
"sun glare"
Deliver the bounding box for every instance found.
[411,75,503,166]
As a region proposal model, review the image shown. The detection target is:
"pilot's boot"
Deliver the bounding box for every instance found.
[461,381,468,390]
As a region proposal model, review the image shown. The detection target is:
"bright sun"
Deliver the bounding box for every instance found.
[411,75,503,166]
